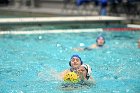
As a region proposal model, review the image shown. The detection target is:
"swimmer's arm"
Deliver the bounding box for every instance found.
[59,70,69,80]
[72,47,85,51]
[82,44,97,51]
[89,44,98,49]
[77,71,87,81]
[73,47,93,51]
[78,73,85,81]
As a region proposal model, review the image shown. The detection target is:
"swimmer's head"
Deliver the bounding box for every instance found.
[69,55,83,68]
[138,39,140,48]
[79,64,92,80]
[96,36,105,46]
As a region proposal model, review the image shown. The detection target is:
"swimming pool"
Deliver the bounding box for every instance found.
[0,29,140,93]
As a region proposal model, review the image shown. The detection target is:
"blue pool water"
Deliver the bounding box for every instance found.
[0,31,140,93]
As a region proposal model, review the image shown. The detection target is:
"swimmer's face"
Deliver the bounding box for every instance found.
[70,57,81,68]
[97,37,105,45]
[78,66,88,77]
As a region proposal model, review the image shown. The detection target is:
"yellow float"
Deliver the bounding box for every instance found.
[63,72,80,83]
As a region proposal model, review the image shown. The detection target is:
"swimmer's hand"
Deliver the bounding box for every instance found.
[77,69,85,81]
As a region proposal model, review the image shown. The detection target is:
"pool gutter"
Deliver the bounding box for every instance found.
[0,16,126,25]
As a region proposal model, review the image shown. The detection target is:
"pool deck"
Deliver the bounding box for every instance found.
[0,16,126,24]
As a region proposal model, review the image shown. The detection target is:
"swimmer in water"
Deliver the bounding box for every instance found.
[60,55,95,83]
[138,39,140,48]
[73,36,105,51]
[77,64,95,83]
[60,55,83,80]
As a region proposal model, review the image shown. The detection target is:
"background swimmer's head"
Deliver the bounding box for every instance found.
[69,55,83,68]
[96,36,105,46]
[138,39,140,48]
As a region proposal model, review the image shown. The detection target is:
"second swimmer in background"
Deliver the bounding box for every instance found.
[73,36,106,51]
[138,39,140,48]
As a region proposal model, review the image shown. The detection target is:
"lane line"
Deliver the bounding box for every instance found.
[127,24,140,28]
[0,29,103,35]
